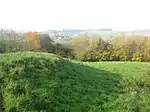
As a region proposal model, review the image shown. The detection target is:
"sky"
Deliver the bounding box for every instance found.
[0,0,150,31]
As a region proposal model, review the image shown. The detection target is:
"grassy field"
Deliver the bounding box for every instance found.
[0,52,150,112]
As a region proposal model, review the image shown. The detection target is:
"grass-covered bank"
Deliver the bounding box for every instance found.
[0,52,150,111]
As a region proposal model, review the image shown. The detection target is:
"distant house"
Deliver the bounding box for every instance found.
[57,37,62,40]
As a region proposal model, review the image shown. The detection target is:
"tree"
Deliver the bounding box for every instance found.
[144,39,150,61]
[0,29,25,52]
[24,32,41,51]
[38,33,53,52]
[71,35,106,61]
[112,45,130,61]
[88,38,105,61]
[71,35,90,60]
[101,42,114,61]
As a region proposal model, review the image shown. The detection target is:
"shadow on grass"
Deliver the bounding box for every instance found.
[54,59,123,112]
[0,56,123,112]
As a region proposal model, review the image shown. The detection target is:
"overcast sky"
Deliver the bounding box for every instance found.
[0,0,150,31]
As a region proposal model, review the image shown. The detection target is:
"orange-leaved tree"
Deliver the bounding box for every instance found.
[24,31,41,51]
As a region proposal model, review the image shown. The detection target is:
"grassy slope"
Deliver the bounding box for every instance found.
[84,62,150,112]
[0,52,150,112]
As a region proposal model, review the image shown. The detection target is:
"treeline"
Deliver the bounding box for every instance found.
[0,29,150,62]
[71,35,150,62]
[0,29,72,58]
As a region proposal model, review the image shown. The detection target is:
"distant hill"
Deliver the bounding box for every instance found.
[39,29,150,43]
[57,29,119,40]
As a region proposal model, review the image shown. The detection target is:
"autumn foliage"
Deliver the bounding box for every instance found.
[1,29,150,62]
[71,34,150,62]
[26,32,40,42]
[24,32,41,51]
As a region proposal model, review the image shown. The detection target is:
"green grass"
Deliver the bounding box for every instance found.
[0,52,150,112]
